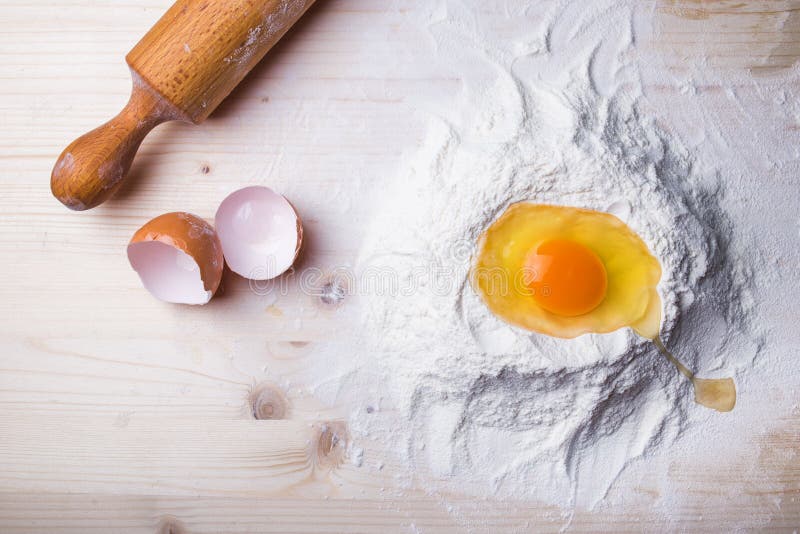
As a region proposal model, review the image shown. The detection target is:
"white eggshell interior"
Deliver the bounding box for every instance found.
[127,241,213,305]
[215,186,300,280]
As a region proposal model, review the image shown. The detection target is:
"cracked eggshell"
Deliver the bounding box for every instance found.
[215,186,303,280]
[127,212,224,305]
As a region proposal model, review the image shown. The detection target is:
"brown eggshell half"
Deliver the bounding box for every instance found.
[127,212,224,305]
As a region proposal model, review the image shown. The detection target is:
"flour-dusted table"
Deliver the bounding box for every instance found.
[1,1,798,531]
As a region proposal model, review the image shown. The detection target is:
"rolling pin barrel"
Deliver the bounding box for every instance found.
[51,0,316,211]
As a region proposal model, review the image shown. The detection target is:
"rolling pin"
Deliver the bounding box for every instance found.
[51,0,316,211]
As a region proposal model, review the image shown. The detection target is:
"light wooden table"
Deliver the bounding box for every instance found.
[1,1,799,532]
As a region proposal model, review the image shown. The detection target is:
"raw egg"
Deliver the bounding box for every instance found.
[472,203,661,339]
[215,186,303,280]
[472,202,735,412]
[128,212,224,305]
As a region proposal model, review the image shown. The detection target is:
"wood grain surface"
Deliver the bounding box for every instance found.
[1,0,799,532]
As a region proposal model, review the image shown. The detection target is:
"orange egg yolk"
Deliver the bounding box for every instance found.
[523,239,608,317]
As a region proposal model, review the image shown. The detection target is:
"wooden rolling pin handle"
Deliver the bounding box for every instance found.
[50,75,179,211]
[52,0,317,210]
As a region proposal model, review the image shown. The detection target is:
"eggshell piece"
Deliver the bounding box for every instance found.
[128,212,224,305]
[215,186,302,280]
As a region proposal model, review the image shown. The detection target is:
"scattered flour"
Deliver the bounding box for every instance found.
[314,0,763,509]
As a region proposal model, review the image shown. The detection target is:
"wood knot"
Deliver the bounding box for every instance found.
[318,275,349,307]
[312,421,348,470]
[199,163,211,174]
[156,516,187,534]
[249,383,289,420]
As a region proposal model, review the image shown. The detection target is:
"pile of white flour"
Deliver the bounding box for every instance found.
[313,0,761,507]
